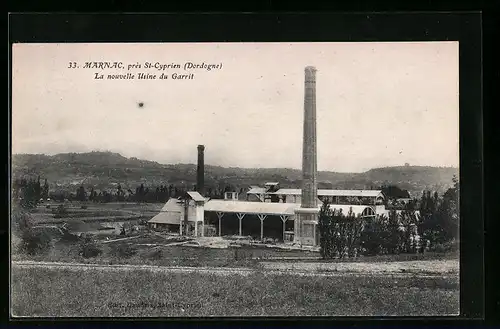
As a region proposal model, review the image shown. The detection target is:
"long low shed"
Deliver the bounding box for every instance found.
[202,200,376,241]
[204,200,298,215]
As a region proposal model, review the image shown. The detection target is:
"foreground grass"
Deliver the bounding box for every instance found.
[11,266,459,317]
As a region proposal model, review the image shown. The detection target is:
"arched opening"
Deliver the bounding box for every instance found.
[361,207,376,218]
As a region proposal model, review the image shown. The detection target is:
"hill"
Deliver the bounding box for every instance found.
[11,152,458,196]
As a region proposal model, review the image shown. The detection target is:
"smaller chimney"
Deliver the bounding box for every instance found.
[197,145,205,196]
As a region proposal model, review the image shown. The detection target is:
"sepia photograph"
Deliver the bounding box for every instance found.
[10,42,460,317]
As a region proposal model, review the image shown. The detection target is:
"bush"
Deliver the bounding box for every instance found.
[78,236,102,258]
[21,229,53,255]
[11,208,34,234]
[148,248,163,261]
[80,243,102,258]
[53,205,68,218]
[110,244,137,258]
[319,203,363,259]
[360,213,405,256]
[59,231,81,243]
[428,239,459,253]
[360,230,385,256]
[234,248,253,261]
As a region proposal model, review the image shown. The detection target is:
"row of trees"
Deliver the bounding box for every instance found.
[319,177,459,258]
[318,205,420,259]
[12,175,248,206]
[52,183,245,203]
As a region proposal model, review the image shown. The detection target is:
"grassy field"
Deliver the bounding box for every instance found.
[11,266,459,317]
[28,202,162,224]
[12,235,320,268]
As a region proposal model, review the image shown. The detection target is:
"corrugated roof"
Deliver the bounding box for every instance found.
[160,198,184,212]
[320,190,383,197]
[204,200,299,216]
[268,189,384,198]
[157,198,201,223]
[265,182,280,185]
[247,187,267,194]
[148,212,182,225]
[186,191,205,202]
[270,188,301,195]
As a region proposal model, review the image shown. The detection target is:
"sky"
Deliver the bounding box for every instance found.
[11,42,459,173]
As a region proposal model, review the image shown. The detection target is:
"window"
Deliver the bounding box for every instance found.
[224,192,238,200]
[361,207,375,217]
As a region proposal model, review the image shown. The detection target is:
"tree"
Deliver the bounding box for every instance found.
[418,190,442,246]
[21,228,53,255]
[76,185,87,201]
[318,202,363,259]
[35,176,42,201]
[42,179,49,199]
[441,175,459,241]
[318,202,334,259]
[11,203,34,234]
[345,211,364,257]
[381,185,410,204]
[418,177,459,248]
[399,200,419,253]
[360,214,389,255]
[117,184,124,202]
[14,176,42,209]
[385,210,404,254]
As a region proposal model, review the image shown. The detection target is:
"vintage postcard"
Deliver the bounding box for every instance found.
[10,42,460,317]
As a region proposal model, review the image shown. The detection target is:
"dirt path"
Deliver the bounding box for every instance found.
[261,259,459,275]
[11,260,457,278]
[101,235,142,244]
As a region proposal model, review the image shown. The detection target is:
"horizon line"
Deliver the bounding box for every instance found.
[11,151,460,174]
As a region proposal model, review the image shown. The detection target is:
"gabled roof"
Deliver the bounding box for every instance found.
[269,188,301,195]
[265,182,280,185]
[186,191,205,202]
[160,198,184,212]
[247,187,267,194]
[149,212,182,224]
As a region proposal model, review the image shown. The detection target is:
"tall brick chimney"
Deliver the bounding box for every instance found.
[301,66,318,208]
[197,145,205,196]
[294,66,319,246]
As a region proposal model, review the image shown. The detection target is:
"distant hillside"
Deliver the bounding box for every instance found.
[11,152,458,196]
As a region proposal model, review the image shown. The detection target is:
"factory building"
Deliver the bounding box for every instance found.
[148,66,386,247]
[148,191,207,236]
[247,184,385,206]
